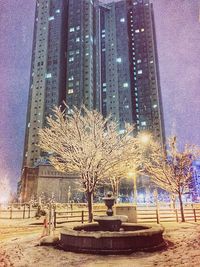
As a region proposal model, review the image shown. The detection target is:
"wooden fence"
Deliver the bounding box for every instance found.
[137,206,200,224]
[0,204,36,219]
[1,204,200,226]
[53,206,200,228]
[54,209,106,228]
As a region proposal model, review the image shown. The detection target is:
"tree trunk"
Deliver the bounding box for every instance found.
[87,191,93,223]
[178,191,185,222]
[116,181,119,203]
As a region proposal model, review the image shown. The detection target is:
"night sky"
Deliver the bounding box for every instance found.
[0,0,200,190]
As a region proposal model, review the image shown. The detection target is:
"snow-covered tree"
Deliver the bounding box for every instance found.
[38,105,140,222]
[144,136,200,222]
[0,174,11,204]
[108,159,143,203]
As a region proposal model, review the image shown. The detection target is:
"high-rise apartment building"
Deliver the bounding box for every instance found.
[19,0,165,202]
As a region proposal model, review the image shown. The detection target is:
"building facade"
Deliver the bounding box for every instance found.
[20,0,165,202]
[190,161,200,202]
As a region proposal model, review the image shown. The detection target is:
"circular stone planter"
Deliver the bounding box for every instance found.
[59,222,166,255]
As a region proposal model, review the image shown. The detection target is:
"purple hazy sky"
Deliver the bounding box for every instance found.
[0,0,200,190]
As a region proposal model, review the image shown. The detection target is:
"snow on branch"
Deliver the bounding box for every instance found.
[38,105,141,195]
[144,136,200,195]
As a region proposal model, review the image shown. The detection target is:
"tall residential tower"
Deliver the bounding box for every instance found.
[20,0,165,202]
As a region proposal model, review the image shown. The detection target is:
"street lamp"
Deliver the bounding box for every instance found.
[138,132,151,145]
[128,171,137,205]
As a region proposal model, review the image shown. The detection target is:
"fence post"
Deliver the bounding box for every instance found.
[10,205,13,219]
[48,203,52,235]
[156,207,160,224]
[28,204,31,218]
[81,210,84,224]
[23,204,26,219]
[193,208,197,222]
[175,209,178,222]
[54,210,57,229]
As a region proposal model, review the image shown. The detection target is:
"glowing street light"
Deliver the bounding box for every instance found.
[138,132,151,145]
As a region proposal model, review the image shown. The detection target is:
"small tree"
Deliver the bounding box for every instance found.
[38,105,140,222]
[0,175,10,204]
[144,136,200,222]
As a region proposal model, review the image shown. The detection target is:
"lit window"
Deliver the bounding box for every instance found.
[76,26,80,30]
[56,9,60,14]
[102,48,106,52]
[135,29,140,33]
[76,37,80,42]
[103,83,106,87]
[125,105,129,109]
[46,73,52,78]
[68,89,74,94]
[48,16,54,21]
[67,109,73,114]
[153,104,157,108]
[70,27,75,32]
[141,121,146,126]
[138,70,143,74]
[101,34,105,38]
[102,29,105,33]
[141,28,145,32]
[137,59,142,63]
[120,18,125,23]
[69,57,74,62]
[116,57,122,63]
[76,50,80,54]
[85,52,89,56]
[133,2,137,5]
[68,76,74,81]
[85,35,89,39]
[150,60,154,64]
[123,83,128,88]
[119,129,125,134]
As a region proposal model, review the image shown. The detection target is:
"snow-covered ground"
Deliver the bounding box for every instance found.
[0,221,200,267]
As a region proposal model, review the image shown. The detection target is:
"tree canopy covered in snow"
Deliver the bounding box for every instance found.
[38,105,141,221]
[144,136,200,221]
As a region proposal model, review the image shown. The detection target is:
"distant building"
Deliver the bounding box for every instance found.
[19,0,165,202]
[190,161,200,201]
[99,0,164,141]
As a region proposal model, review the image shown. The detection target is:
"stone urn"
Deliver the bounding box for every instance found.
[103,191,116,216]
